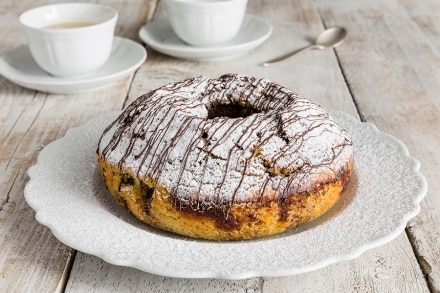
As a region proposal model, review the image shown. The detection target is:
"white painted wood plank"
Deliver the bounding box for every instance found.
[315,0,440,291]
[67,252,262,293]
[0,80,133,292]
[0,0,151,291]
[263,234,429,293]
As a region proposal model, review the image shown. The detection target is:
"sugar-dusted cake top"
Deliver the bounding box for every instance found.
[98,74,353,209]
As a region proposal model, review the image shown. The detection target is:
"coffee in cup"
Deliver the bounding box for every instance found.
[19,3,118,78]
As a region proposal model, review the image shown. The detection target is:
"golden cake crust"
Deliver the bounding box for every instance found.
[98,157,353,240]
[97,74,354,240]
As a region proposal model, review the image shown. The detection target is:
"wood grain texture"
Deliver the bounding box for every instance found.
[0,0,438,292]
[0,80,132,292]
[263,234,429,293]
[0,1,151,291]
[66,252,263,293]
[315,0,440,291]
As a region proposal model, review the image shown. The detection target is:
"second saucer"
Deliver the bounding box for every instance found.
[138,14,272,61]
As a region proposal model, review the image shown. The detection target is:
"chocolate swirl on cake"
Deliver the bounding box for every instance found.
[97,74,354,240]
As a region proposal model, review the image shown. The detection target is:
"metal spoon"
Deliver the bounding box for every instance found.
[261,26,347,67]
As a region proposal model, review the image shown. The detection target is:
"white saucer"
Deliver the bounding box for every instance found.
[0,37,147,94]
[138,14,272,61]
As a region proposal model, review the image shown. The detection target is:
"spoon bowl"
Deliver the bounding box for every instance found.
[262,26,347,66]
[314,27,347,49]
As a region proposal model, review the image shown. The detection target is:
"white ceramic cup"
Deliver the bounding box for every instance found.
[19,3,118,78]
[164,0,248,47]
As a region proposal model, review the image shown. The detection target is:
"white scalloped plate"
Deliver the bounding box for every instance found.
[24,111,427,279]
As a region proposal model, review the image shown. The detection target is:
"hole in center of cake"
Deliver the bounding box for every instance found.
[206,102,260,119]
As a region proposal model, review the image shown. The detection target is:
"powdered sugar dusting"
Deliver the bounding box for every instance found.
[98,74,353,206]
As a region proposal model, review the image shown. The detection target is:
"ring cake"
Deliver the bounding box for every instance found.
[97,74,354,240]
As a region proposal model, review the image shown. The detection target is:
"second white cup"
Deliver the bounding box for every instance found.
[164,0,248,47]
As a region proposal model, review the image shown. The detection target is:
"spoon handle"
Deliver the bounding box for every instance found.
[261,44,319,67]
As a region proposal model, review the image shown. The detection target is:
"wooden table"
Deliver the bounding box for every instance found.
[1,0,439,292]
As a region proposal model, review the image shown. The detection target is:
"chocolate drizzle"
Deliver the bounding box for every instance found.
[98,74,353,229]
